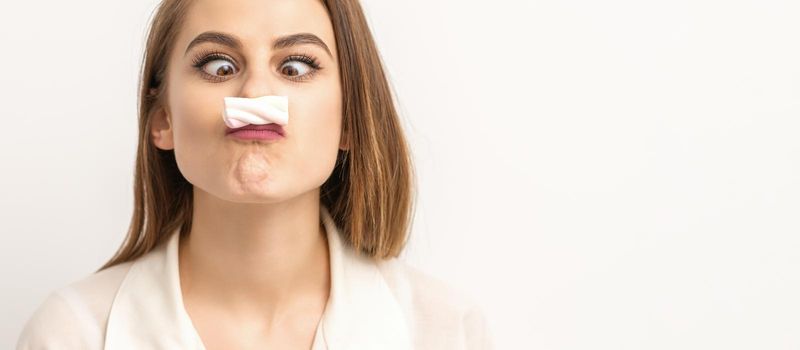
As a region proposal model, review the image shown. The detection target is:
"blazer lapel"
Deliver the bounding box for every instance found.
[104,228,204,349]
[316,205,413,349]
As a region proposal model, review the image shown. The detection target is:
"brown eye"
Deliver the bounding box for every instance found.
[280,61,312,77]
[202,59,237,77]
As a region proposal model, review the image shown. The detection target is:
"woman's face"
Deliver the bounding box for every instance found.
[151,0,343,203]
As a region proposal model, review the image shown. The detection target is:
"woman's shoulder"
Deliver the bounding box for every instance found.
[377,258,474,310]
[376,258,494,349]
[16,261,135,350]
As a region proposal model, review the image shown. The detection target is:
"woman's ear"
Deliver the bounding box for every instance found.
[150,105,175,150]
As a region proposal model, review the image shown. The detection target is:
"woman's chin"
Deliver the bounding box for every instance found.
[227,148,283,182]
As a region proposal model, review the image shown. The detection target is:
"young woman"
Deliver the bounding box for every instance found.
[17,0,492,349]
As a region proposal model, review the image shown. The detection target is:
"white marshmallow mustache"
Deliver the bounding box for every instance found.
[222,95,289,129]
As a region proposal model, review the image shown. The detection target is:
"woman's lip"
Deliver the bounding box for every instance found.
[225,124,286,141]
[228,129,285,141]
[225,123,286,136]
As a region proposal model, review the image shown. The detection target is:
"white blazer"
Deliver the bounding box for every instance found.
[16,205,493,349]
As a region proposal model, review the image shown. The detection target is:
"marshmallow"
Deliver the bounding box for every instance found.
[223,95,289,128]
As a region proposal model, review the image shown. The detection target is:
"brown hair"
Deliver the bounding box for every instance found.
[96,0,416,272]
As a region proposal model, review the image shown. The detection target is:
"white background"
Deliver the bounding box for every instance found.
[2,0,799,349]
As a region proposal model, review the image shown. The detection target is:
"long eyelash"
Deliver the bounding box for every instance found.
[282,54,321,70]
[191,49,237,83]
[191,49,235,69]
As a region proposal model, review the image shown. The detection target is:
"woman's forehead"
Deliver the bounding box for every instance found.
[179,0,335,54]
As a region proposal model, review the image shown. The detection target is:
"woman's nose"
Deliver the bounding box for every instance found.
[237,66,280,98]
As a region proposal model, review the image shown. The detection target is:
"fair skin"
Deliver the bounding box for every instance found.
[149,0,346,348]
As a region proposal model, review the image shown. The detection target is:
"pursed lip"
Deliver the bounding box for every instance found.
[225,123,286,136]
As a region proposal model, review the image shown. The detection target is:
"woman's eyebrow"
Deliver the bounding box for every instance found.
[183,31,333,58]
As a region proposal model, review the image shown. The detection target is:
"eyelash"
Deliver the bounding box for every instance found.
[190,49,322,83]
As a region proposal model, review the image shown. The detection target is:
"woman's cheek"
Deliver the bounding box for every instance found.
[292,92,343,187]
[169,80,211,145]
[169,84,223,188]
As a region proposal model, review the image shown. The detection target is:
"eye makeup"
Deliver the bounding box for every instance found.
[189,48,323,83]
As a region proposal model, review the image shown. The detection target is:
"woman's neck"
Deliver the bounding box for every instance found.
[178,186,330,319]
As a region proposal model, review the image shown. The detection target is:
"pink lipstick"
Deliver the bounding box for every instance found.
[225,124,285,141]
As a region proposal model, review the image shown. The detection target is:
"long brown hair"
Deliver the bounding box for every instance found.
[96,0,416,272]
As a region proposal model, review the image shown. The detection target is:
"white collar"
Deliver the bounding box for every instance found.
[104,204,412,349]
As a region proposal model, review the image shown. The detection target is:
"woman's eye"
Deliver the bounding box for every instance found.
[201,59,237,78]
[280,60,313,78]
[192,53,319,82]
